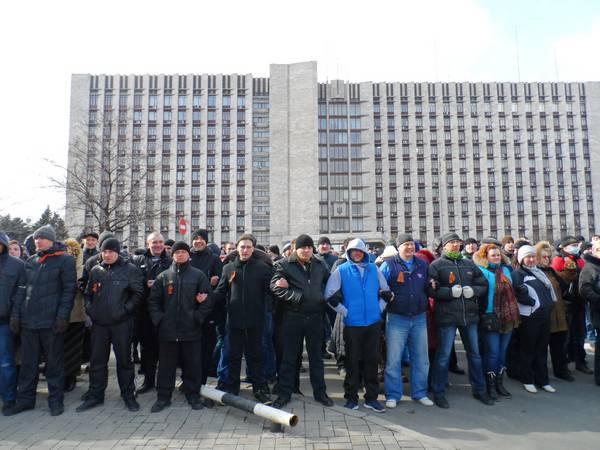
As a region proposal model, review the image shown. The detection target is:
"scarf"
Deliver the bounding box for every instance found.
[529,266,558,303]
[493,266,519,324]
[444,251,463,260]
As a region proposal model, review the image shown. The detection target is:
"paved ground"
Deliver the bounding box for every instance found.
[0,359,447,450]
[0,342,598,449]
[384,343,600,450]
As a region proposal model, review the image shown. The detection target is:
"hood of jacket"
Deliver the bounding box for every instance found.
[0,232,9,250]
[345,238,369,266]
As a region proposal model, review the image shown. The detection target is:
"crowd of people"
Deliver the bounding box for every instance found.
[0,225,599,417]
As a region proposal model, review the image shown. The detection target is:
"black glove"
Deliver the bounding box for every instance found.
[9,317,20,335]
[327,290,344,307]
[53,318,69,335]
[380,290,394,303]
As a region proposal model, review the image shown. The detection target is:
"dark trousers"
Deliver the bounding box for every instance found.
[157,339,202,401]
[595,329,600,385]
[138,310,158,384]
[343,322,381,403]
[200,320,217,385]
[567,303,587,364]
[17,328,64,408]
[549,330,570,377]
[517,313,551,385]
[89,320,135,400]
[219,325,264,394]
[278,311,326,400]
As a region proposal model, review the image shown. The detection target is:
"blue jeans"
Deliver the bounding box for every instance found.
[0,324,17,403]
[384,312,429,401]
[432,324,485,395]
[481,330,512,374]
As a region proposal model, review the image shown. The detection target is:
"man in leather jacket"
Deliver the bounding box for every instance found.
[271,234,334,409]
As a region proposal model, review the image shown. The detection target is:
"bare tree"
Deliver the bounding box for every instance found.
[48,113,162,239]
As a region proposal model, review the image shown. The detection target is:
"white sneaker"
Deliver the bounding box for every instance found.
[542,384,556,393]
[385,399,397,409]
[417,397,434,407]
[523,384,538,393]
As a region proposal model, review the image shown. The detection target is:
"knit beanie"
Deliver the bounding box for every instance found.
[517,245,536,264]
[100,238,121,253]
[317,236,332,246]
[171,241,191,254]
[295,234,314,249]
[164,238,175,247]
[192,229,209,242]
[440,232,462,247]
[396,233,414,247]
[33,225,56,242]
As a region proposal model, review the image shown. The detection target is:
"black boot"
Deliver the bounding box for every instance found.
[486,372,498,401]
[495,368,512,398]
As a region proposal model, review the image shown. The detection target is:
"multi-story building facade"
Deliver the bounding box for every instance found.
[66,61,600,248]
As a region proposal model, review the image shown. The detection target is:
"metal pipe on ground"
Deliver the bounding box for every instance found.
[200,385,299,431]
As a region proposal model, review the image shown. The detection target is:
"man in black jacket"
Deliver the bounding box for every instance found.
[579,242,600,386]
[5,225,76,417]
[427,232,492,409]
[189,229,223,389]
[131,231,172,394]
[77,238,144,412]
[148,241,214,412]
[213,235,272,403]
[271,234,333,409]
[0,232,26,414]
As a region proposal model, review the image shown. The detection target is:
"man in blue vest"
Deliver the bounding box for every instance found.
[379,234,433,409]
[325,238,393,413]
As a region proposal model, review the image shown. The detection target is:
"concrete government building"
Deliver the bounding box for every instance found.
[66,61,600,248]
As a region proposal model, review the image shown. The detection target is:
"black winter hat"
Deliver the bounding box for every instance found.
[171,241,191,254]
[464,237,478,245]
[33,225,56,242]
[98,231,115,247]
[100,238,121,253]
[164,238,175,247]
[396,233,414,247]
[192,229,209,242]
[295,234,314,249]
[440,232,462,247]
[317,236,332,246]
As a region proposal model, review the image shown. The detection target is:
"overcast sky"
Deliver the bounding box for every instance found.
[1,0,599,222]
